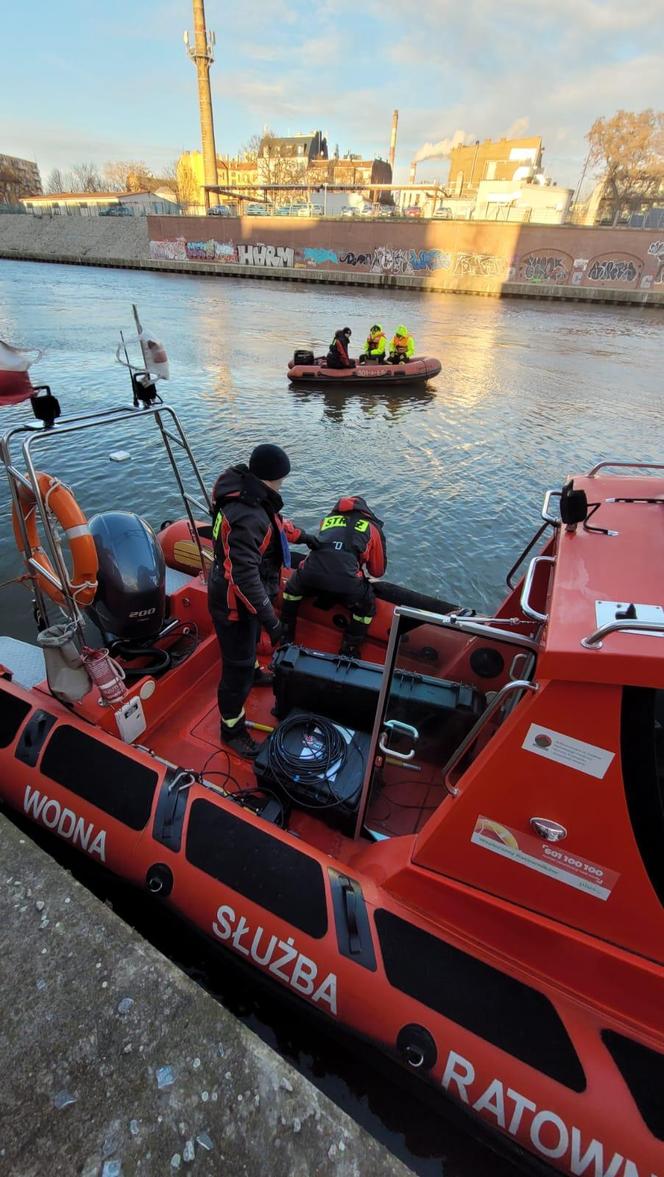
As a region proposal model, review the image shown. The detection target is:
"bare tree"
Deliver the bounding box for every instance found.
[240,131,270,161]
[71,162,103,193]
[587,109,664,224]
[243,131,305,206]
[160,161,180,193]
[175,158,199,207]
[45,168,66,194]
[103,160,154,192]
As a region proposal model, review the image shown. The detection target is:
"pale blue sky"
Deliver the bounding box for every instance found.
[2,0,662,190]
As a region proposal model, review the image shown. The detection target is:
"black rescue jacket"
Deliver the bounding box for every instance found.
[326,332,353,369]
[296,495,387,594]
[208,464,303,625]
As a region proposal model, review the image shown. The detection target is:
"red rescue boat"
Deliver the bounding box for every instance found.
[288,351,442,387]
[0,399,663,1177]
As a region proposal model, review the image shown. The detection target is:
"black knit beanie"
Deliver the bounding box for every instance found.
[249,443,291,480]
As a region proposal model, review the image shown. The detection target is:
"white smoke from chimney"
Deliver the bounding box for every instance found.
[506,116,529,138]
[412,129,473,165]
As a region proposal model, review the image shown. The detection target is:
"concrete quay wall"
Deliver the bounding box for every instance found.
[0,212,152,262]
[1,213,663,305]
[0,814,411,1177]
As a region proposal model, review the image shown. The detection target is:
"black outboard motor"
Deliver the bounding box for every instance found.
[87,511,166,643]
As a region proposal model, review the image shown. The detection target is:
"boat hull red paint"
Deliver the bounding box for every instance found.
[2,466,664,1177]
[287,356,442,387]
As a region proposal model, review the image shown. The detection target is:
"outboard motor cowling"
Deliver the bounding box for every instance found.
[87,511,166,642]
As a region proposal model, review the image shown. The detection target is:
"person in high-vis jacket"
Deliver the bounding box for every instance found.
[208,443,318,758]
[281,496,387,658]
[360,323,387,363]
[326,327,354,369]
[388,324,415,363]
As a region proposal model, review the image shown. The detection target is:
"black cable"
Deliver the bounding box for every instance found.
[266,714,350,810]
[111,641,171,679]
[197,747,241,795]
[111,620,199,680]
[198,745,286,826]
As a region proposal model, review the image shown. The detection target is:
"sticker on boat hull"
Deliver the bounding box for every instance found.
[471,817,619,900]
[522,724,614,779]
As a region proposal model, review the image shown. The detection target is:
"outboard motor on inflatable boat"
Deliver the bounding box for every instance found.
[87,511,166,642]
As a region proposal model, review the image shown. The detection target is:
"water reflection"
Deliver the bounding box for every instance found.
[289,381,436,423]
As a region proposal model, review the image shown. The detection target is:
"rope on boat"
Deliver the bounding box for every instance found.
[0,573,31,591]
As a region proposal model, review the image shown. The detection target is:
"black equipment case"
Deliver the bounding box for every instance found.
[271,645,485,764]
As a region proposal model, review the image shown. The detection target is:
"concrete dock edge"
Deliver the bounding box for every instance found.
[0,813,413,1177]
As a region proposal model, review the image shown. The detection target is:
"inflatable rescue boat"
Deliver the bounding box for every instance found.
[288,350,442,387]
[0,393,663,1176]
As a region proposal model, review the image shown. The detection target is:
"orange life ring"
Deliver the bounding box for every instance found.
[12,472,99,606]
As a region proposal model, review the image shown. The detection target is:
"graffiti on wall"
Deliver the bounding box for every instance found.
[150,238,187,261]
[647,240,664,283]
[586,257,640,283]
[453,252,507,277]
[148,237,661,293]
[215,242,237,261]
[339,250,373,267]
[518,253,572,283]
[411,249,452,273]
[302,247,338,265]
[237,243,294,267]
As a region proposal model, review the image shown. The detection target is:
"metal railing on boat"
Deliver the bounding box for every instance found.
[0,402,212,639]
[581,619,664,649]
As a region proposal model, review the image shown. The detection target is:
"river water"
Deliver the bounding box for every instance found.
[0,260,662,1173]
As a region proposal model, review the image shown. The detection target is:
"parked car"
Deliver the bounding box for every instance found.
[375,205,394,218]
[245,203,269,216]
[404,206,423,219]
[433,206,453,220]
[296,203,323,217]
[207,205,233,217]
[100,205,133,217]
[340,205,357,218]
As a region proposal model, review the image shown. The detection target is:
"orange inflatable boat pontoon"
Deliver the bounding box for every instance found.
[0,402,662,1177]
[288,352,442,387]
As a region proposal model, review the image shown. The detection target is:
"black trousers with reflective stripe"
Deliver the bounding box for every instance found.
[211,607,260,721]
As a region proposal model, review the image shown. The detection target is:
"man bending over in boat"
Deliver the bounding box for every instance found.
[208,444,319,759]
[326,327,355,368]
[388,324,415,363]
[281,496,387,659]
[359,323,387,364]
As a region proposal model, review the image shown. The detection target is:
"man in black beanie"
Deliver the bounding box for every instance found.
[208,443,318,758]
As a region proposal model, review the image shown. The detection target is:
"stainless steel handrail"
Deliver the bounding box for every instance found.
[520,556,554,624]
[505,522,550,590]
[541,489,561,525]
[581,619,664,649]
[393,605,540,652]
[587,460,664,477]
[1,402,213,638]
[352,604,541,839]
[442,679,538,796]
